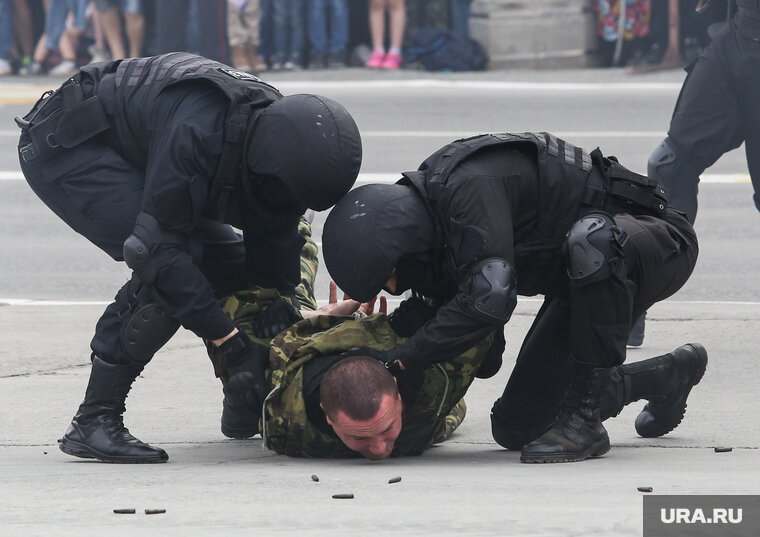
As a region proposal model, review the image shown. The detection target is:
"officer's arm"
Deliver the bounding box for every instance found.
[241,210,304,296]
[136,93,236,343]
[394,175,516,369]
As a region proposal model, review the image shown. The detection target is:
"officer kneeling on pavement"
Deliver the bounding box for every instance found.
[15,52,362,463]
[322,132,708,464]
[212,219,704,460]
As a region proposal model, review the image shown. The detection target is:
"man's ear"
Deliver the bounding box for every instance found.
[320,403,334,426]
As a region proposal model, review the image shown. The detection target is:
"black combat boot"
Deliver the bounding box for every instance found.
[220,377,260,439]
[521,367,611,463]
[599,343,707,437]
[58,356,168,463]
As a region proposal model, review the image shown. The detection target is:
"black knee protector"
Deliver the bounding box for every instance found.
[116,276,180,364]
[565,212,628,286]
[462,257,517,324]
[647,138,682,188]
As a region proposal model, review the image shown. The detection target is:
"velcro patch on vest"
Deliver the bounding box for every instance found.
[218,67,263,82]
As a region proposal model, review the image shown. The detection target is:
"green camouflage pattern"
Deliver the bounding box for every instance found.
[262,312,494,458]
[435,398,467,444]
[207,217,318,377]
[295,219,319,312]
[210,290,493,457]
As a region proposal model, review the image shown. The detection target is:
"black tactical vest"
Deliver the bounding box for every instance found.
[80,52,283,211]
[411,132,593,238]
[399,132,596,294]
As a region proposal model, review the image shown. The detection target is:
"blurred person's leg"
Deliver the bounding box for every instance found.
[285,0,305,68]
[0,0,11,74]
[44,0,69,55]
[270,0,287,68]
[258,0,273,64]
[88,7,112,62]
[12,0,35,67]
[228,0,250,69]
[191,0,226,62]
[122,0,145,57]
[449,0,471,37]
[382,0,404,68]
[368,0,386,50]
[155,0,188,54]
[95,0,127,59]
[308,0,328,67]
[241,0,264,70]
[327,0,348,64]
[366,0,387,67]
[50,0,87,74]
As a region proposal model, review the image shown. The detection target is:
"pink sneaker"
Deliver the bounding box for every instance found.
[365,50,385,69]
[381,52,402,70]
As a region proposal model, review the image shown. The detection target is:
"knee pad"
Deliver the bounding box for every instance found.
[647,138,683,189]
[565,212,628,286]
[463,258,517,324]
[116,277,180,364]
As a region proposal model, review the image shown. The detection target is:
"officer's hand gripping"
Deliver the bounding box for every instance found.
[219,331,270,412]
[251,300,302,339]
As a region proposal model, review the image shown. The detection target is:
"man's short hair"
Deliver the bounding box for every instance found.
[320,356,399,421]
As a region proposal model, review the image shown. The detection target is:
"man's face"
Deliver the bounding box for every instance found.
[324,392,404,460]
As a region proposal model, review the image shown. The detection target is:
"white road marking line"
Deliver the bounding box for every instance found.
[360,131,668,138]
[2,129,668,138]
[1,170,751,184]
[3,297,760,307]
[0,80,685,96]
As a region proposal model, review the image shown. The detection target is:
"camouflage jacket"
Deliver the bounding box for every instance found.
[212,289,493,458]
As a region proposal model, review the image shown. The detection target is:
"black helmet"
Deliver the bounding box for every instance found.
[322,183,436,302]
[246,94,362,211]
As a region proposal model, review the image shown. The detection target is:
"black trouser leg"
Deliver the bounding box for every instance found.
[491,297,573,450]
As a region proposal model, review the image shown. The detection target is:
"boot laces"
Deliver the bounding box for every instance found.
[101,413,140,443]
[557,378,594,428]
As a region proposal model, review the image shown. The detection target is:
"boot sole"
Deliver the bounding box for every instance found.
[635,343,708,438]
[520,436,611,464]
[58,437,169,464]
[221,423,259,440]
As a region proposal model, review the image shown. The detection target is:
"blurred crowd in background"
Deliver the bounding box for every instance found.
[0,0,475,76]
[0,0,733,77]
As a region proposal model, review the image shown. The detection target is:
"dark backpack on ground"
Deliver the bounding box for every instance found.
[404,28,489,72]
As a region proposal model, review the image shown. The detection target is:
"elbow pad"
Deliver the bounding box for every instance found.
[462,257,517,324]
[123,212,187,286]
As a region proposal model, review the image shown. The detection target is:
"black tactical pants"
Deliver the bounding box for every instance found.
[656,17,760,223]
[18,105,246,365]
[492,207,698,436]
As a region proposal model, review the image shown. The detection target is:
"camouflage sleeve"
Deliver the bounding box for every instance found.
[295,218,319,312]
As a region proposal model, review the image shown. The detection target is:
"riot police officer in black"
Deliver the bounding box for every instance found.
[649,0,760,224]
[630,0,760,347]
[322,133,704,463]
[16,53,362,463]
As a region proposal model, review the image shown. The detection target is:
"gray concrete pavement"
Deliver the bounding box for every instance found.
[1,299,757,536]
[2,67,759,535]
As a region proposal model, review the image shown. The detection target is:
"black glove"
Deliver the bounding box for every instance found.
[388,296,437,337]
[219,331,270,411]
[251,299,302,339]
